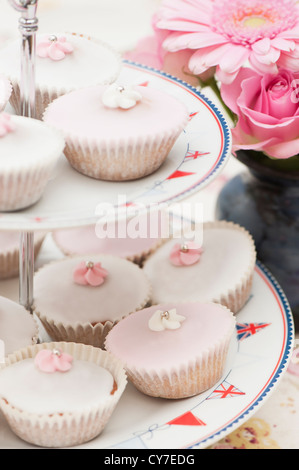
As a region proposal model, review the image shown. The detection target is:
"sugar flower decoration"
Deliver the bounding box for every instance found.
[37,35,74,61]
[73,261,108,287]
[148,308,186,331]
[0,113,15,137]
[34,349,73,373]
[102,83,142,109]
[170,241,203,266]
[154,0,299,83]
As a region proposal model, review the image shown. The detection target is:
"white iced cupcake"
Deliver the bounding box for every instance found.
[143,221,256,314]
[105,302,236,399]
[0,113,65,212]
[43,83,189,181]
[0,296,38,356]
[0,32,122,120]
[0,342,127,448]
[33,254,152,348]
[0,231,45,280]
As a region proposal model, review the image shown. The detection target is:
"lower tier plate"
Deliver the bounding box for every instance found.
[0,261,294,449]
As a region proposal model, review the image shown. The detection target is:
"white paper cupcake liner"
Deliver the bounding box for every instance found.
[9,83,60,122]
[0,232,46,280]
[60,125,185,181]
[34,296,152,349]
[0,75,12,112]
[0,161,59,212]
[0,342,127,448]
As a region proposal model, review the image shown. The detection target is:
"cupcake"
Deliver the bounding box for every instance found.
[105,302,236,399]
[0,231,45,280]
[43,82,189,181]
[0,32,122,120]
[0,296,38,356]
[52,211,169,266]
[0,342,127,448]
[143,221,256,314]
[0,113,65,212]
[0,75,12,112]
[33,254,152,348]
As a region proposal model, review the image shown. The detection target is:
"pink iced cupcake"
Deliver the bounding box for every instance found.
[105,302,236,399]
[43,82,189,181]
[52,211,169,266]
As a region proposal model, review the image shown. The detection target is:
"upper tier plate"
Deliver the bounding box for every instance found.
[0,61,231,231]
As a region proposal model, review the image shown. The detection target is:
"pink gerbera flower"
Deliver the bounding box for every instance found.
[154,0,299,83]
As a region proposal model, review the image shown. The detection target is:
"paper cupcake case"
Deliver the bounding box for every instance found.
[0,160,60,212]
[0,342,127,448]
[9,82,62,123]
[0,232,46,280]
[0,75,12,112]
[34,295,152,349]
[55,124,186,182]
[125,338,233,399]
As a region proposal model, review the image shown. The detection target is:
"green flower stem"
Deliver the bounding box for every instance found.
[199,75,237,125]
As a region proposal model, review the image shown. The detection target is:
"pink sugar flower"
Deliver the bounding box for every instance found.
[37,35,74,61]
[170,241,203,266]
[35,349,73,373]
[0,113,15,137]
[154,0,299,83]
[73,261,108,287]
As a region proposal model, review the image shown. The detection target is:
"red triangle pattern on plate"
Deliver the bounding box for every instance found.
[167,411,206,427]
[167,170,196,180]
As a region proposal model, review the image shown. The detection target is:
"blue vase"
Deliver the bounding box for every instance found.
[216,150,299,329]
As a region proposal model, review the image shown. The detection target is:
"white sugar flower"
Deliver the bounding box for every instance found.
[102,83,142,109]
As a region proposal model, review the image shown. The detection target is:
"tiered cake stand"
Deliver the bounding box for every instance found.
[0,0,294,450]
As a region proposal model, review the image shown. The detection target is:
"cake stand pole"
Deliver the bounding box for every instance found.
[8,0,39,311]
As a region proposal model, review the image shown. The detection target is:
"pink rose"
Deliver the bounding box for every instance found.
[221,68,299,159]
